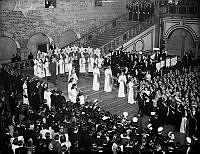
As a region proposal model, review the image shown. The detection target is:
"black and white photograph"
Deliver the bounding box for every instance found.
[0,0,200,154]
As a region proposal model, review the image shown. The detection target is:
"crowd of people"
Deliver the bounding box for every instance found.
[1,45,200,154]
[31,46,103,84]
[126,0,154,21]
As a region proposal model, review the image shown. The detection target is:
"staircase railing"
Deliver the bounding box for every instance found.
[99,15,157,54]
[160,4,200,17]
[63,12,128,48]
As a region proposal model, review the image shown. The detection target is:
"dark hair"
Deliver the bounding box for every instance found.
[54,134,59,140]
[60,134,66,143]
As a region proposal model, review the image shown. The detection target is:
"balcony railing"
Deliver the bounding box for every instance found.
[63,12,129,48]
[160,4,200,17]
[99,15,156,54]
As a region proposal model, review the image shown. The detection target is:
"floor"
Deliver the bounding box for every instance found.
[22,68,139,120]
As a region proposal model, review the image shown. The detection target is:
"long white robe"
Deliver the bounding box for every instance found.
[104,68,112,92]
[128,81,135,104]
[118,75,127,97]
[95,57,103,68]
[44,61,51,77]
[79,57,86,73]
[64,56,69,73]
[33,59,38,77]
[56,60,59,75]
[44,90,52,109]
[92,67,100,91]
[70,88,78,103]
[59,59,65,74]
[88,57,94,73]
[23,82,29,105]
[71,72,78,84]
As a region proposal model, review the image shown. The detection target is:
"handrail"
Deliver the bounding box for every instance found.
[99,15,156,54]
[62,12,128,48]
[160,4,200,17]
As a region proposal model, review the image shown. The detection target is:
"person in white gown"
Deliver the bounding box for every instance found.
[92,64,100,91]
[33,59,38,77]
[79,54,86,74]
[118,71,127,98]
[127,77,136,104]
[68,59,73,81]
[88,54,94,73]
[104,66,112,92]
[68,78,73,101]
[44,57,51,77]
[23,80,29,105]
[59,56,65,75]
[70,68,78,84]
[37,59,44,78]
[56,58,59,75]
[70,84,78,103]
[44,88,52,109]
[64,55,69,73]
[95,56,103,68]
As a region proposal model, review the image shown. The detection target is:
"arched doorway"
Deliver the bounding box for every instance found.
[0,37,17,63]
[166,29,195,58]
[27,33,51,57]
[58,30,80,48]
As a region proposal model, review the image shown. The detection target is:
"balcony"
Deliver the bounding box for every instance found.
[160,4,200,18]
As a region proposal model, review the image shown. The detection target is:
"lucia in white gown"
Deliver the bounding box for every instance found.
[44,59,51,77]
[104,66,112,92]
[79,56,86,73]
[59,58,65,74]
[118,72,127,98]
[128,78,136,104]
[88,56,94,73]
[68,61,73,81]
[33,59,38,77]
[70,84,78,103]
[92,66,100,91]
[44,88,52,109]
[64,56,69,73]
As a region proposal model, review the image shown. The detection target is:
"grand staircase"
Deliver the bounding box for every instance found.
[66,13,157,55]
[85,20,139,49]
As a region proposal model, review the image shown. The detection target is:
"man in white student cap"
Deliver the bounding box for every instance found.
[123,112,128,118]
[132,117,138,123]
[157,126,163,134]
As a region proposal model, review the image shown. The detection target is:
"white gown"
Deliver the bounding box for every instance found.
[33,59,38,77]
[56,60,59,75]
[88,57,94,73]
[71,72,78,84]
[118,75,127,97]
[64,57,69,73]
[104,68,112,92]
[95,57,103,68]
[37,61,43,78]
[92,67,100,91]
[59,59,65,74]
[79,57,86,73]
[23,82,29,105]
[128,81,135,104]
[44,90,52,109]
[44,61,51,77]
[70,88,78,103]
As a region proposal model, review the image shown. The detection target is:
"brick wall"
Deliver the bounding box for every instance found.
[0,0,129,47]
